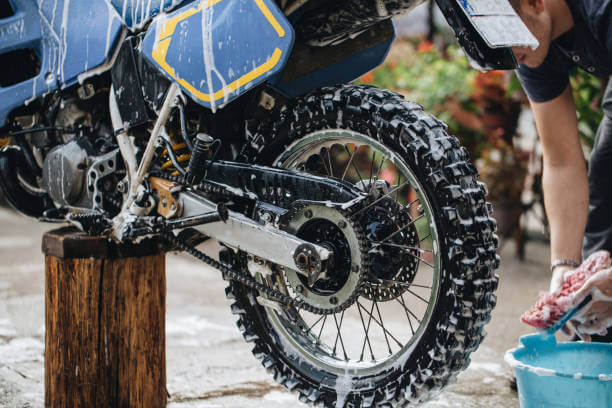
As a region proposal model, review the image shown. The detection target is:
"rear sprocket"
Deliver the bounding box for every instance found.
[282,203,370,314]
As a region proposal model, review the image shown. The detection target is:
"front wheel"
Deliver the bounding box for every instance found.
[227,85,499,407]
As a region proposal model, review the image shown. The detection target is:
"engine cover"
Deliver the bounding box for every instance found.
[42,140,120,210]
[43,141,88,207]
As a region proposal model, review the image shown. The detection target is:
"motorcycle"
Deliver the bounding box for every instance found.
[0,0,537,406]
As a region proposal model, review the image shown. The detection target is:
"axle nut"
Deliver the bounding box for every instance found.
[296,252,309,268]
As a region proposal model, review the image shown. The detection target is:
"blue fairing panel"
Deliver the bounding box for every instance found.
[271,33,395,99]
[109,0,196,30]
[141,0,294,111]
[0,0,123,125]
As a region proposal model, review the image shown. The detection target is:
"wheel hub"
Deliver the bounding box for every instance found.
[360,198,420,301]
[283,204,367,314]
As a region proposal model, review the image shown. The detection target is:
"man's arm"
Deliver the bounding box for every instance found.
[530,85,588,290]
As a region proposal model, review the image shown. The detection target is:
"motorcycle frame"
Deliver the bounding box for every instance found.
[109,83,332,274]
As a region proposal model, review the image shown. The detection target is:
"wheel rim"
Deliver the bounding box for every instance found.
[264,129,442,376]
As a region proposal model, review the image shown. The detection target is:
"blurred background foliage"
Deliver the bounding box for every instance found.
[359,40,526,203]
[357,34,605,248]
[570,69,605,150]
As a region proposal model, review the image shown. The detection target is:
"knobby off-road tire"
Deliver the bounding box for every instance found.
[225,85,499,407]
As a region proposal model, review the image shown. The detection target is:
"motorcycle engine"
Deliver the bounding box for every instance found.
[39,93,124,213]
[42,139,121,211]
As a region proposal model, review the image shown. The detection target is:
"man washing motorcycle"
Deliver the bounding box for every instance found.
[509,0,612,340]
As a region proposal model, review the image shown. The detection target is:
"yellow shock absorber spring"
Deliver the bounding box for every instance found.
[161,141,192,176]
[0,136,10,148]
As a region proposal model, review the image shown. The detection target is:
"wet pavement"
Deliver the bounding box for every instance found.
[0,207,553,407]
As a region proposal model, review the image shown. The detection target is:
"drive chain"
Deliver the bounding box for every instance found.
[164,231,333,314]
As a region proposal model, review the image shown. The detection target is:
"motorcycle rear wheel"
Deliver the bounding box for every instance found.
[226,85,499,407]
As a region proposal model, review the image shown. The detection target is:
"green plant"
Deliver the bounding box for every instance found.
[359,41,527,202]
[360,42,486,157]
[570,68,604,151]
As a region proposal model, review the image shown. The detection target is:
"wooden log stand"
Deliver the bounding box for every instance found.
[43,227,167,408]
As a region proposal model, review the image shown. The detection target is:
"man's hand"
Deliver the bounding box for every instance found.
[550,265,574,293]
[550,265,575,336]
[568,267,612,342]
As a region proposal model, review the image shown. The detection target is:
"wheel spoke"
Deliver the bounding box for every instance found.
[367,275,432,290]
[374,300,393,354]
[376,213,426,245]
[419,233,432,243]
[405,197,421,210]
[327,148,334,178]
[406,288,431,304]
[316,314,328,345]
[399,293,422,324]
[404,251,434,269]
[353,181,410,216]
[305,315,325,335]
[332,311,348,360]
[369,155,387,195]
[406,283,432,290]
[395,173,402,203]
[396,296,415,336]
[320,149,332,176]
[344,145,366,187]
[368,151,376,188]
[373,242,433,254]
[358,301,403,349]
[341,145,357,181]
[358,300,376,361]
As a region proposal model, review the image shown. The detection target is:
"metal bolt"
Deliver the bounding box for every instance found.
[295,285,304,294]
[296,253,309,268]
[329,296,338,305]
[338,220,346,229]
[117,181,127,193]
[304,209,313,219]
[262,212,272,222]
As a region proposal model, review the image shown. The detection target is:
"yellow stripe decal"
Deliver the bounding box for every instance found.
[254,0,285,37]
[159,5,201,40]
[152,0,285,103]
[159,0,226,39]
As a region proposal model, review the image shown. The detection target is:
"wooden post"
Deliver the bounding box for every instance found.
[43,227,166,408]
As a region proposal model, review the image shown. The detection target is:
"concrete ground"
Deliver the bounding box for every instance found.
[0,207,552,407]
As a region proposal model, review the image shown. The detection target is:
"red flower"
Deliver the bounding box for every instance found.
[361,72,375,84]
[417,41,434,53]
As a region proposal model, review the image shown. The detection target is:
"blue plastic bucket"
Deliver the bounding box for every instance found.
[505,333,612,407]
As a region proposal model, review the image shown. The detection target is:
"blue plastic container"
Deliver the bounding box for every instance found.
[505,333,612,407]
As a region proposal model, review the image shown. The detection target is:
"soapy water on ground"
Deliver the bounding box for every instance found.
[0,208,555,407]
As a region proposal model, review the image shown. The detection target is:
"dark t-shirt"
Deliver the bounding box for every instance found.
[516,0,612,103]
